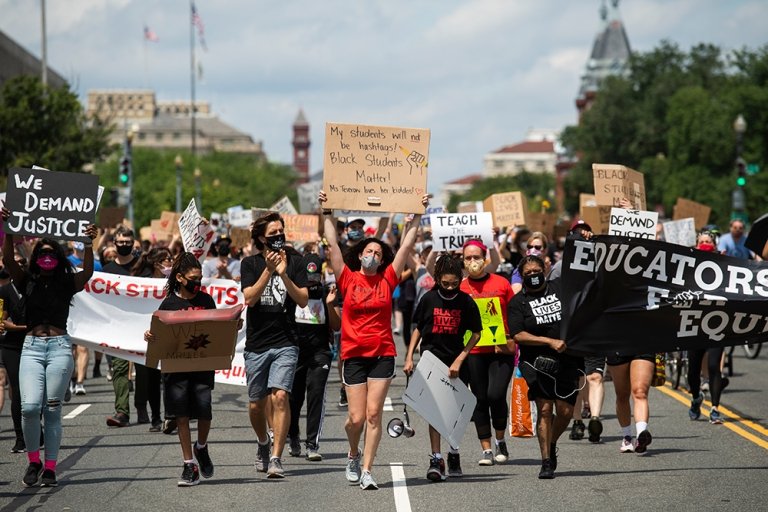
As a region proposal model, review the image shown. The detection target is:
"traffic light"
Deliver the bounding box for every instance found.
[119,157,130,185]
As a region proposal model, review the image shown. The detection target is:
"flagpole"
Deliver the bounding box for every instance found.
[190,0,197,204]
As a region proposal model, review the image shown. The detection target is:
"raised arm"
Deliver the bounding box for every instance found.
[392,194,429,276]
[73,225,98,292]
[318,191,345,278]
[1,205,26,286]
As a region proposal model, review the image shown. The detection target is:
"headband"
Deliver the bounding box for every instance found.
[462,239,487,252]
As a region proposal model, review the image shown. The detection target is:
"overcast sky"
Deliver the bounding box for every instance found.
[2,0,766,196]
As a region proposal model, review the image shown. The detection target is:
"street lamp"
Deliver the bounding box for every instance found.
[732,114,747,219]
[194,167,202,213]
[175,154,183,213]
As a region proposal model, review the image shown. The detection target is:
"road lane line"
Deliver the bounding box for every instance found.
[390,463,412,512]
[384,397,393,411]
[63,404,91,419]
[656,385,768,450]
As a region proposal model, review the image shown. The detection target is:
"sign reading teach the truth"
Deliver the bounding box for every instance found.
[593,163,646,210]
[431,212,493,252]
[4,167,99,242]
[179,199,215,263]
[322,122,430,214]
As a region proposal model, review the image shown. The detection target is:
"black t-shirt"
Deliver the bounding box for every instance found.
[413,289,482,363]
[24,273,77,330]
[102,257,138,276]
[0,282,26,348]
[241,250,309,353]
[507,279,570,363]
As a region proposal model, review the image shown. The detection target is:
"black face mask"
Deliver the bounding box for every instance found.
[183,279,202,294]
[116,244,133,257]
[523,271,545,290]
[218,244,231,257]
[264,233,286,251]
[438,286,459,299]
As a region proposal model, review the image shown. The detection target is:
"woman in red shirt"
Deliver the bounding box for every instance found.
[460,240,516,466]
[319,191,428,491]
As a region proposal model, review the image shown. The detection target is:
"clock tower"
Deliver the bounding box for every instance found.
[292,109,310,183]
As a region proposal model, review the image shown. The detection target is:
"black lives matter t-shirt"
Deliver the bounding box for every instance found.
[413,289,482,364]
[240,251,308,353]
[507,279,569,364]
[158,290,217,312]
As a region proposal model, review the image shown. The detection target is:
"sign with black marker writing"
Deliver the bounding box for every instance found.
[322,122,430,214]
[608,208,658,239]
[4,167,99,242]
[592,163,646,210]
[178,199,215,263]
[430,212,493,252]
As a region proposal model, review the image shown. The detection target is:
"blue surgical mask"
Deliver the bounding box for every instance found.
[347,229,364,241]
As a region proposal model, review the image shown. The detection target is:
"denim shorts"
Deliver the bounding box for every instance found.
[244,346,299,401]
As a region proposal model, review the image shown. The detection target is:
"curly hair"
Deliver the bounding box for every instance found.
[164,252,202,294]
[517,254,546,275]
[433,254,463,284]
[345,237,393,274]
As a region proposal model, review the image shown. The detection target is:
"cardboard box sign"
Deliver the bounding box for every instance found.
[673,198,711,231]
[580,205,612,235]
[322,122,430,214]
[483,192,528,228]
[283,214,320,242]
[146,305,243,373]
[592,163,646,210]
[99,207,127,229]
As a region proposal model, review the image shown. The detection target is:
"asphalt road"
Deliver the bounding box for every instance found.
[0,347,766,512]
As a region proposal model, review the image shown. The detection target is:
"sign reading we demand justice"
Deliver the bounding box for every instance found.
[322,122,430,214]
[5,167,99,243]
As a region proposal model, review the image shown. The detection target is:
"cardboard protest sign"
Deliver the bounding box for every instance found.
[608,208,658,239]
[580,206,612,235]
[270,195,298,216]
[332,209,384,218]
[403,351,477,449]
[673,198,711,230]
[99,207,126,228]
[431,212,494,252]
[526,212,558,239]
[483,192,528,228]
[283,214,320,243]
[297,181,322,214]
[579,193,597,213]
[662,218,696,247]
[463,297,507,347]
[149,220,173,243]
[593,163,646,210]
[229,227,251,249]
[322,122,430,214]
[160,211,181,236]
[179,199,215,263]
[4,167,99,242]
[456,201,483,214]
[147,305,243,372]
[139,226,153,242]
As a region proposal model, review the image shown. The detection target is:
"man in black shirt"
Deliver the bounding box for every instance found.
[241,212,308,478]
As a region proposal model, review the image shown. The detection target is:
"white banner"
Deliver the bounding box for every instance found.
[608,208,658,239]
[67,272,248,386]
[662,217,696,247]
[430,212,494,252]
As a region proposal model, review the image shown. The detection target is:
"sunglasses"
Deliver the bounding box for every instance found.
[38,249,55,256]
[529,244,544,250]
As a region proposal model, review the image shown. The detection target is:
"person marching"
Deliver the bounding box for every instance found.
[319,190,428,490]
[403,254,482,481]
[2,205,97,487]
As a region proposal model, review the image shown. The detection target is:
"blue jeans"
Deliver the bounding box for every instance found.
[20,335,74,461]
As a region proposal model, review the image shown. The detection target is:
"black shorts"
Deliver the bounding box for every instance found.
[342,356,395,386]
[606,353,655,367]
[584,356,607,376]
[519,357,583,406]
[163,371,215,420]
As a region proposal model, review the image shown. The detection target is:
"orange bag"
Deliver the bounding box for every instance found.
[509,369,535,438]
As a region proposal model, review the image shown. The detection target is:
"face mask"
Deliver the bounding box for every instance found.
[526,248,543,257]
[218,245,231,257]
[37,255,59,271]
[438,286,459,299]
[347,229,364,241]
[183,279,202,294]
[523,271,545,290]
[160,265,172,277]
[116,245,133,257]
[265,233,286,251]
[697,243,716,252]
[465,259,485,275]
[361,254,380,271]
[132,249,142,259]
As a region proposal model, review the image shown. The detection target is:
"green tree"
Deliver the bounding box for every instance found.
[562,42,768,228]
[0,75,113,180]
[446,172,555,213]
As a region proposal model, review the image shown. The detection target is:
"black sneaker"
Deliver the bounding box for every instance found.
[550,443,558,471]
[538,458,555,479]
[106,412,129,427]
[128,380,134,392]
[426,455,446,482]
[149,419,163,433]
[12,438,26,453]
[178,462,200,487]
[587,416,603,443]
[447,452,462,477]
[40,469,58,487]
[289,436,302,457]
[194,443,214,479]
[22,461,43,487]
[255,441,271,473]
[569,420,585,440]
[92,365,102,379]
[163,418,178,435]
[635,430,652,454]
[494,440,509,463]
[338,387,348,407]
[137,408,150,425]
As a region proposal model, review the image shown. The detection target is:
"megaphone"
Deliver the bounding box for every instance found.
[388,376,415,438]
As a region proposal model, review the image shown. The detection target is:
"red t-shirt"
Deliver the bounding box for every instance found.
[338,264,398,360]
[460,273,515,354]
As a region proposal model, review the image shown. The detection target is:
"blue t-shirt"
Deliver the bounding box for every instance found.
[718,233,752,259]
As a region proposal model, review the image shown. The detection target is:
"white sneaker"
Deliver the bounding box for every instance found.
[478,450,494,466]
[360,470,378,490]
[74,383,86,396]
[620,435,635,453]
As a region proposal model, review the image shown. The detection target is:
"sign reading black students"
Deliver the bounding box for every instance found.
[4,167,99,243]
[560,235,768,356]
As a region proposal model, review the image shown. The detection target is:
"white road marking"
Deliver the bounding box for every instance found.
[384,397,393,411]
[63,404,91,419]
[390,463,412,512]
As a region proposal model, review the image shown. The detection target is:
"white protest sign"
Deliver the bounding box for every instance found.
[229,208,254,228]
[662,217,697,247]
[403,351,477,449]
[608,208,658,239]
[270,196,298,216]
[421,205,445,227]
[179,198,215,262]
[430,212,494,252]
[297,181,322,214]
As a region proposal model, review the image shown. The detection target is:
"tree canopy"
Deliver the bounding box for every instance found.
[562,42,768,228]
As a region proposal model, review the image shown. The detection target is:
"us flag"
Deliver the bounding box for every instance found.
[191,3,207,50]
[144,25,159,42]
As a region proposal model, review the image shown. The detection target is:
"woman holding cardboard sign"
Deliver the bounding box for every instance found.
[319,190,429,491]
[1,204,97,488]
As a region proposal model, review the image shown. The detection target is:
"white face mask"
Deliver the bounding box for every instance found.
[361,254,380,271]
[160,265,172,277]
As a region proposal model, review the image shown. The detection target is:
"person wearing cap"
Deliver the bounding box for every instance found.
[509,232,551,294]
[202,237,241,282]
[547,221,593,281]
